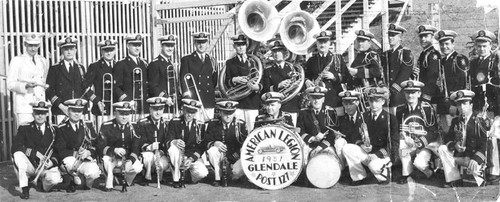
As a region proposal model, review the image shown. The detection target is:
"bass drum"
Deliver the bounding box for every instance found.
[306,153,341,189]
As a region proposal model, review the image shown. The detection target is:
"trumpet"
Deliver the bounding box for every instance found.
[356,80,372,113]
[71,120,94,174]
[166,63,180,118]
[218,54,263,100]
[18,79,49,89]
[102,73,114,116]
[132,67,144,121]
[32,126,56,184]
[183,73,210,122]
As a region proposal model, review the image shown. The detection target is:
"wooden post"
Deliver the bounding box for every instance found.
[382,0,389,52]
[151,0,161,57]
[335,0,341,53]
[362,0,369,29]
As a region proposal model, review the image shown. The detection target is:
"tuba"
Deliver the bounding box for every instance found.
[279,11,320,55]
[218,54,263,100]
[238,0,281,42]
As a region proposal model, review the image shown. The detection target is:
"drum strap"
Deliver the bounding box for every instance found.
[310,109,322,134]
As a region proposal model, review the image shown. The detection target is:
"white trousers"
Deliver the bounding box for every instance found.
[342,144,391,182]
[167,145,208,182]
[102,155,143,189]
[234,109,259,132]
[206,147,245,181]
[141,151,170,181]
[399,140,439,177]
[13,151,62,191]
[303,137,347,168]
[438,145,483,183]
[61,156,101,188]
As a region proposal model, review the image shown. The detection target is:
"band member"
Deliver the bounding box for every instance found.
[254,92,294,128]
[224,34,261,131]
[54,99,100,192]
[148,34,178,120]
[262,40,301,124]
[166,99,209,188]
[84,39,117,120]
[381,24,413,112]
[435,30,470,133]
[346,30,382,89]
[304,30,346,111]
[469,30,500,115]
[98,101,143,192]
[11,101,62,199]
[136,97,170,184]
[342,87,398,185]
[415,25,440,104]
[7,34,49,125]
[396,80,439,184]
[438,90,488,187]
[113,34,149,116]
[205,100,248,187]
[180,32,217,120]
[46,37,87,124]
[337,90,363,145]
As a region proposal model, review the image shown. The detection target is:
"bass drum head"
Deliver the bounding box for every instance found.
[306,153,341,189]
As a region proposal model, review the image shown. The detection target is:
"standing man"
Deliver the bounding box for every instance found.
[46,37,87,124]
[224,34,261,131]
[381,24,414,113]
[180,32,217,120]
[7,34,49,126]
[346,30,382,89]
[415,25,440,104]
[11,101,62,199]
[254,92,294,128]
[148,34,178,120]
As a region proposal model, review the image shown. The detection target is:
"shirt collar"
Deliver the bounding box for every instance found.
[445,50,456,60]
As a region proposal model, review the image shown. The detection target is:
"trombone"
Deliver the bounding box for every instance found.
[132,67,144,121]
[183,73,210,122]
[166,63,180,118]
[102,73,114,116]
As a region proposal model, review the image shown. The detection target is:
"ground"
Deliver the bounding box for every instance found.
[1,161,499,202]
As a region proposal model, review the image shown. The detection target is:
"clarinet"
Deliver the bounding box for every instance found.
[154,131,161,189]
[221,123,228,187]
[179,129,186,188]
[120,125,128,192]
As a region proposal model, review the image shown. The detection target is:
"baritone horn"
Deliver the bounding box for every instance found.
[238,0,281,42]
[279,10,320,55]
[183,73,210,122]
[218,54,263,100]
[279,62,305,104]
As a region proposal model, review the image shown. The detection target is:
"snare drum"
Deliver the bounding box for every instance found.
[306,153,341,188]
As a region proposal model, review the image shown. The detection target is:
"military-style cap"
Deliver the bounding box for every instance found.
[64,98,88,110]
[305,86,328,97]
[261,92,284,103]
[417,25,438,36]
[400,80,425,91]
[125,34,143,44]
[146,97,167,108]
[97,39,118,50]
[355,30,375,40]
[182,98,201,112]
[57,37,78,48]
[450,90,475,102]
[113,101,134,112]
[158,34,177,45]
[216,100,239,113]
[435,30,458,42]
[365,87,390,99]
[192,32,210,42]
[231,34,248,45]
[30,101,51,112]
[338,90,361,101]
[388,23,407,34]
[270,40,286,51]
[313,30,332,40]
[23,34,42,45]
[473,30,496,42]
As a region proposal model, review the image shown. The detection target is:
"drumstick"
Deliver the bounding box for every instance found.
[325,126,346,138]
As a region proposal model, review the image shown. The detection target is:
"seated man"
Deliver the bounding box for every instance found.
[54,99,100,192]
[166,98,209,188]
[254,92,294,129]
[205,100,248,187]
[98,101,143,192]
[137,97,170,185]
[11,101,62,199]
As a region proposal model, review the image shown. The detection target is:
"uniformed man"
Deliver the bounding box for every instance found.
[180,32,217,120]
[346,30,382,89]
[11,101,62,199]
[46,37,88,124]
[254,92,294,128]
[395,80,439,184]
[166,98,209,188]
[342,87,398,186]
[381,24,414,112]
[113,34,149,118]
[435,30,470,133]
[7,34,49,126]
[136,97,170,185]
[415,25,440,104]
[224,34,261,131]
[304,30,346,112]
[97,101,143,192]
[147,34,178,120]
[205,100,248,187]
[469,30,500,115]
[54,99,100,192]
[438,90,488,187]
[337,90,364,145]
[262,40,301,124]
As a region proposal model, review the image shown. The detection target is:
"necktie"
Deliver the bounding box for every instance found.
[200,54,205,63]
[32,57,36,65]
[38,125,42,134]
[372,113,377,121]
[351,116,355,123]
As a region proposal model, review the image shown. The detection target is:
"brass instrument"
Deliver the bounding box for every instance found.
[436,59,449,100]
[102,73,114,116]
[313,57,334,86]
[400,115,428,148]
[279,62,305,104]
[154,131,161,189]
[31,126,56,184]
[359,113,371,149]
[218,54,263,100]
[71,120,94,174]
[356,80,372,113]
[17,79,49,89]
[238,0,281,42]
[279,10,320,55]
[132,67,144,121]
[166,63,180,118]
[183,73,210,122]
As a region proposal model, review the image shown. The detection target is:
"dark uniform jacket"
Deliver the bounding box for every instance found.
[166,117,206,161]
[113,55,149,113]
[381,45,414,107]
[337,112,364,145]
[136,115,168,154]
[54,120,97,162]
[297,106,338,149]
[180,52,217,108]
[204,117,248,164]
[225,55,261,110]
[84,58,114,115]
[11,122,58,166]
[364,110,399,160]
[46,60,87,115]
[305,52,346,107]
[346,49,382,89]
[97,119,141,162]
[416,46,441,103]
[396,101,438,148]
[470,53,500,115]
[444,112,488,165]
[147,55,179,113]
[254,111,294,129]
[437,51,469,114]
[262,62,301,112]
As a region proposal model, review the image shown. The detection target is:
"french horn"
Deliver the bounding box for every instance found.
[218,54,263,100]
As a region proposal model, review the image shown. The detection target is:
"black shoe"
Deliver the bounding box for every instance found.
[66,181,77,193]
[83,186,91,190]
[212,181,220,187]
[397,176,408,184]
[378,180,390,185]
[20,186,29,199]
[443,179,463,188]
[104,188,113,192]
[173,181,181,188]
[487,175,500,185]
[351,179,366,186]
